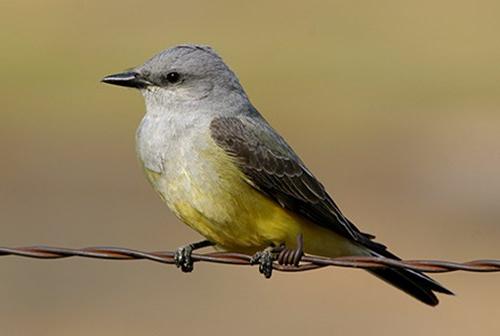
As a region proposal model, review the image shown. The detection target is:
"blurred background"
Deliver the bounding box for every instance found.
[1,0,499,335]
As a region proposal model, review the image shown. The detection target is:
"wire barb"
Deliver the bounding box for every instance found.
[0,245,499,273]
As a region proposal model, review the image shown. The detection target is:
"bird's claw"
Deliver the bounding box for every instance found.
[174,245,194,272]
[250,247,275,279]
[250,234,304,278]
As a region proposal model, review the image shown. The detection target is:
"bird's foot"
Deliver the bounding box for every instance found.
[250,234,304,278]
[174,240,214,273]
[250,246,276,279]
[174,245,195,272]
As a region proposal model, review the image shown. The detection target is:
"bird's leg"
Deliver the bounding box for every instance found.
[174,239,214,272]
[277,233,304,267]
[250,234,304,278]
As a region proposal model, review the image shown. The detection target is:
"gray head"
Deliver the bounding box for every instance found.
[102,44,248,107]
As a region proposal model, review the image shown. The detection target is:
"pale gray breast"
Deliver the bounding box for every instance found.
[135,109,215,187]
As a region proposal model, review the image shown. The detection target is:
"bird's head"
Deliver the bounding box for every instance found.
[102,44,246,106]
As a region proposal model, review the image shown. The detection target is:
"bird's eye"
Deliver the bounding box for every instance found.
[165,72,181,84]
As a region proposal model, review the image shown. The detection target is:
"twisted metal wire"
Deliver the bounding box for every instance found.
[1,245,499,273]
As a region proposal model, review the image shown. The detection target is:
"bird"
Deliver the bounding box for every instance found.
[102,44,452,306]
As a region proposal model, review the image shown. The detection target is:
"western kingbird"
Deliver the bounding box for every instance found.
[102,44,452,306]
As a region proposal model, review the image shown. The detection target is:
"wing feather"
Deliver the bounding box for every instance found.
[210,116,387,252]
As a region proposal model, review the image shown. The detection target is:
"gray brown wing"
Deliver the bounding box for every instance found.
[210,116,387,252]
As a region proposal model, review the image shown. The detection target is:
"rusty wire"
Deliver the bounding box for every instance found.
[1,245,499,274]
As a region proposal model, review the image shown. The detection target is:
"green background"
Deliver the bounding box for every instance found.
[1,1,499,335]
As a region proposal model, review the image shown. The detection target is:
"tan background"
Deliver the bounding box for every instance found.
[1,1,499,335]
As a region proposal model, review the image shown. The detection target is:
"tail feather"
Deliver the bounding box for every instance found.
[365,248,453,306]
[368,267,453,306]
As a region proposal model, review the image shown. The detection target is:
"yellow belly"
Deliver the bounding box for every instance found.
[172,183,361,257]
[142,144,363,258]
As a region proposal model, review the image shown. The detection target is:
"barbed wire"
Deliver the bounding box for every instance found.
[1,245,499,274]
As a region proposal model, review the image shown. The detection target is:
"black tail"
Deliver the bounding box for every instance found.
[368,265,453,306]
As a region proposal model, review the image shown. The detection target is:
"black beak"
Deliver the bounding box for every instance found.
[101,71,151,89]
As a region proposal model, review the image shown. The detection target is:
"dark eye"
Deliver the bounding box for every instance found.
[165,72,181,84]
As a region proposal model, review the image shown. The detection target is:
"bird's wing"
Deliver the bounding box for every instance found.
[209,115,387,252]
